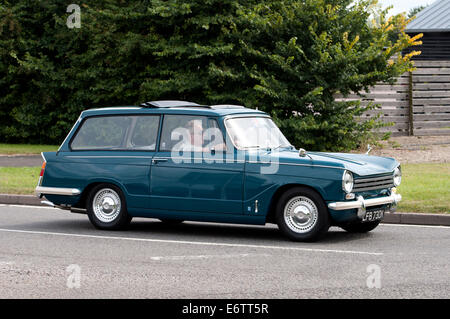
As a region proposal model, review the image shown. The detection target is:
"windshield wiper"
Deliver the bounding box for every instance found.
[242,145,263,149]
[269,144,294,152]
[243,145,293,151]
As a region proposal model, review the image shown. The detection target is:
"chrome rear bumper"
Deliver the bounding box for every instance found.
[328,193,402,211]
[35,186,81,197]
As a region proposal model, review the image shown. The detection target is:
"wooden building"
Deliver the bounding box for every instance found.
[405,0,450,60]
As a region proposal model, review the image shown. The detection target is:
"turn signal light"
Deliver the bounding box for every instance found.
[40,162,46,177]
[345,193,355,200]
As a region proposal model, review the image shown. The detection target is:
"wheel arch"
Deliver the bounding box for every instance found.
[265,183,327,224]
[75,180,128,209]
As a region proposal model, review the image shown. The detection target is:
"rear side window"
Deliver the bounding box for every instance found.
[70,115,160,151]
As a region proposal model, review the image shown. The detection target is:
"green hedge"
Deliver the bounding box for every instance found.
[0,0,421,150]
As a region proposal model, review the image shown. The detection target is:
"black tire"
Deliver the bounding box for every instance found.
[340,221,380,233]
[275,187,330,242]
[86,183,132,230]
[159,218,184,224]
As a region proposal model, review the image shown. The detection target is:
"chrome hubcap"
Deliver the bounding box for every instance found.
[284,196,318,233]
[93,188,121,223]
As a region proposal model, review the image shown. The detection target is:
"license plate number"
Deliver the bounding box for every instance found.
[362,209,385,222]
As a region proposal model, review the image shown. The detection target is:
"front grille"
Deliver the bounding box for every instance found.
[353,175,394,192]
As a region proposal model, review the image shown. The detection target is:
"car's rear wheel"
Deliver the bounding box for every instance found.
[340,221,380,233]
[276,187,330,242]
[87,184,132,230]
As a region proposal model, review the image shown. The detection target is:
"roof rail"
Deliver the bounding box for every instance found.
[209,104,245,109]
[140,100,203,108]
[140,101,247,109]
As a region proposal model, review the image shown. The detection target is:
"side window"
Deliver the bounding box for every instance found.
[71,115,160,151]
[159,115,224,152]
[71,116,131,150]
[128,116,159,150]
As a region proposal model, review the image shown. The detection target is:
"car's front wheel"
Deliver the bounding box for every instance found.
[87,184,132,230]
[276,187,330,242]
[340,221,380,233]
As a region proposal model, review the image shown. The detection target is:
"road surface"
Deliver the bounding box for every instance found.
[0,205,448,298]
[0,155,42,167]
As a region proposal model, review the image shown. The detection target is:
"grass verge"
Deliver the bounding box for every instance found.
[0,163,448,214]
[0,167,40,195]
[0,144,59,155]
[397,163,449,214]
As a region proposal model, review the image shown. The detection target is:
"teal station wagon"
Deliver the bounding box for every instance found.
[35,101,402,241]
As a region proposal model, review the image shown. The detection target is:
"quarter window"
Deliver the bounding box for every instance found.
[71,115,159,151]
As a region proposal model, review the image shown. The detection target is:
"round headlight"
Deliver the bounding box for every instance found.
[342,170,354,193]
[393,166,402,186]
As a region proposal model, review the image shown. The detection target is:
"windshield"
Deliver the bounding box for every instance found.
[225,117,292,150]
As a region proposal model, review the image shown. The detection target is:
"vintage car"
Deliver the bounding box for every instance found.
[35,100,402,241]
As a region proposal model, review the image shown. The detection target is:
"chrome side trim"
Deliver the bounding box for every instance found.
[35,186,81,197]
[247,161,345,170]
[328,193,402,211]
[153,156,246,163]
[65,156,154,159]
[65,156,343,169]
[278,162,344,170]
[67,155,249,163]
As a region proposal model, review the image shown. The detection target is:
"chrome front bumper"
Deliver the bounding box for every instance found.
[35,186,81,197]
[328,193,402,211]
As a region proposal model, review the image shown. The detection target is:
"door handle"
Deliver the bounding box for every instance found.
[152,158,169,164]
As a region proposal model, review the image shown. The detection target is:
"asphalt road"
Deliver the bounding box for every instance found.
[0,205,448,299]
[0,155,42,167]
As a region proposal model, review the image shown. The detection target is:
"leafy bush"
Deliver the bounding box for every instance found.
[0,0,421,150]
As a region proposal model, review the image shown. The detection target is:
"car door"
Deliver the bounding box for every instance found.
[150,114,244,215]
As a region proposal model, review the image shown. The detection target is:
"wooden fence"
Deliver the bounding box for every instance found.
[336,60,450,136]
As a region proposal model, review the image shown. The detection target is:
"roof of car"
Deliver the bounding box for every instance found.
[80,104,267,118]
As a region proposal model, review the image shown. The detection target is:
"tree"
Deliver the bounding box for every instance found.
[408,5,428,19]
[0,0,421,150]
[144,0,421,150]
[227,0,423,150]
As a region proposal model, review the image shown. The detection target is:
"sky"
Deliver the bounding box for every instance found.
[378,0,435,15]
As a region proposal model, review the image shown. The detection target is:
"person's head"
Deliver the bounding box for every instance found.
[186,119,203,133]
[186,119,203,146]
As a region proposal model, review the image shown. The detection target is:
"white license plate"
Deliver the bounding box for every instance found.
[362,209,385,222]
